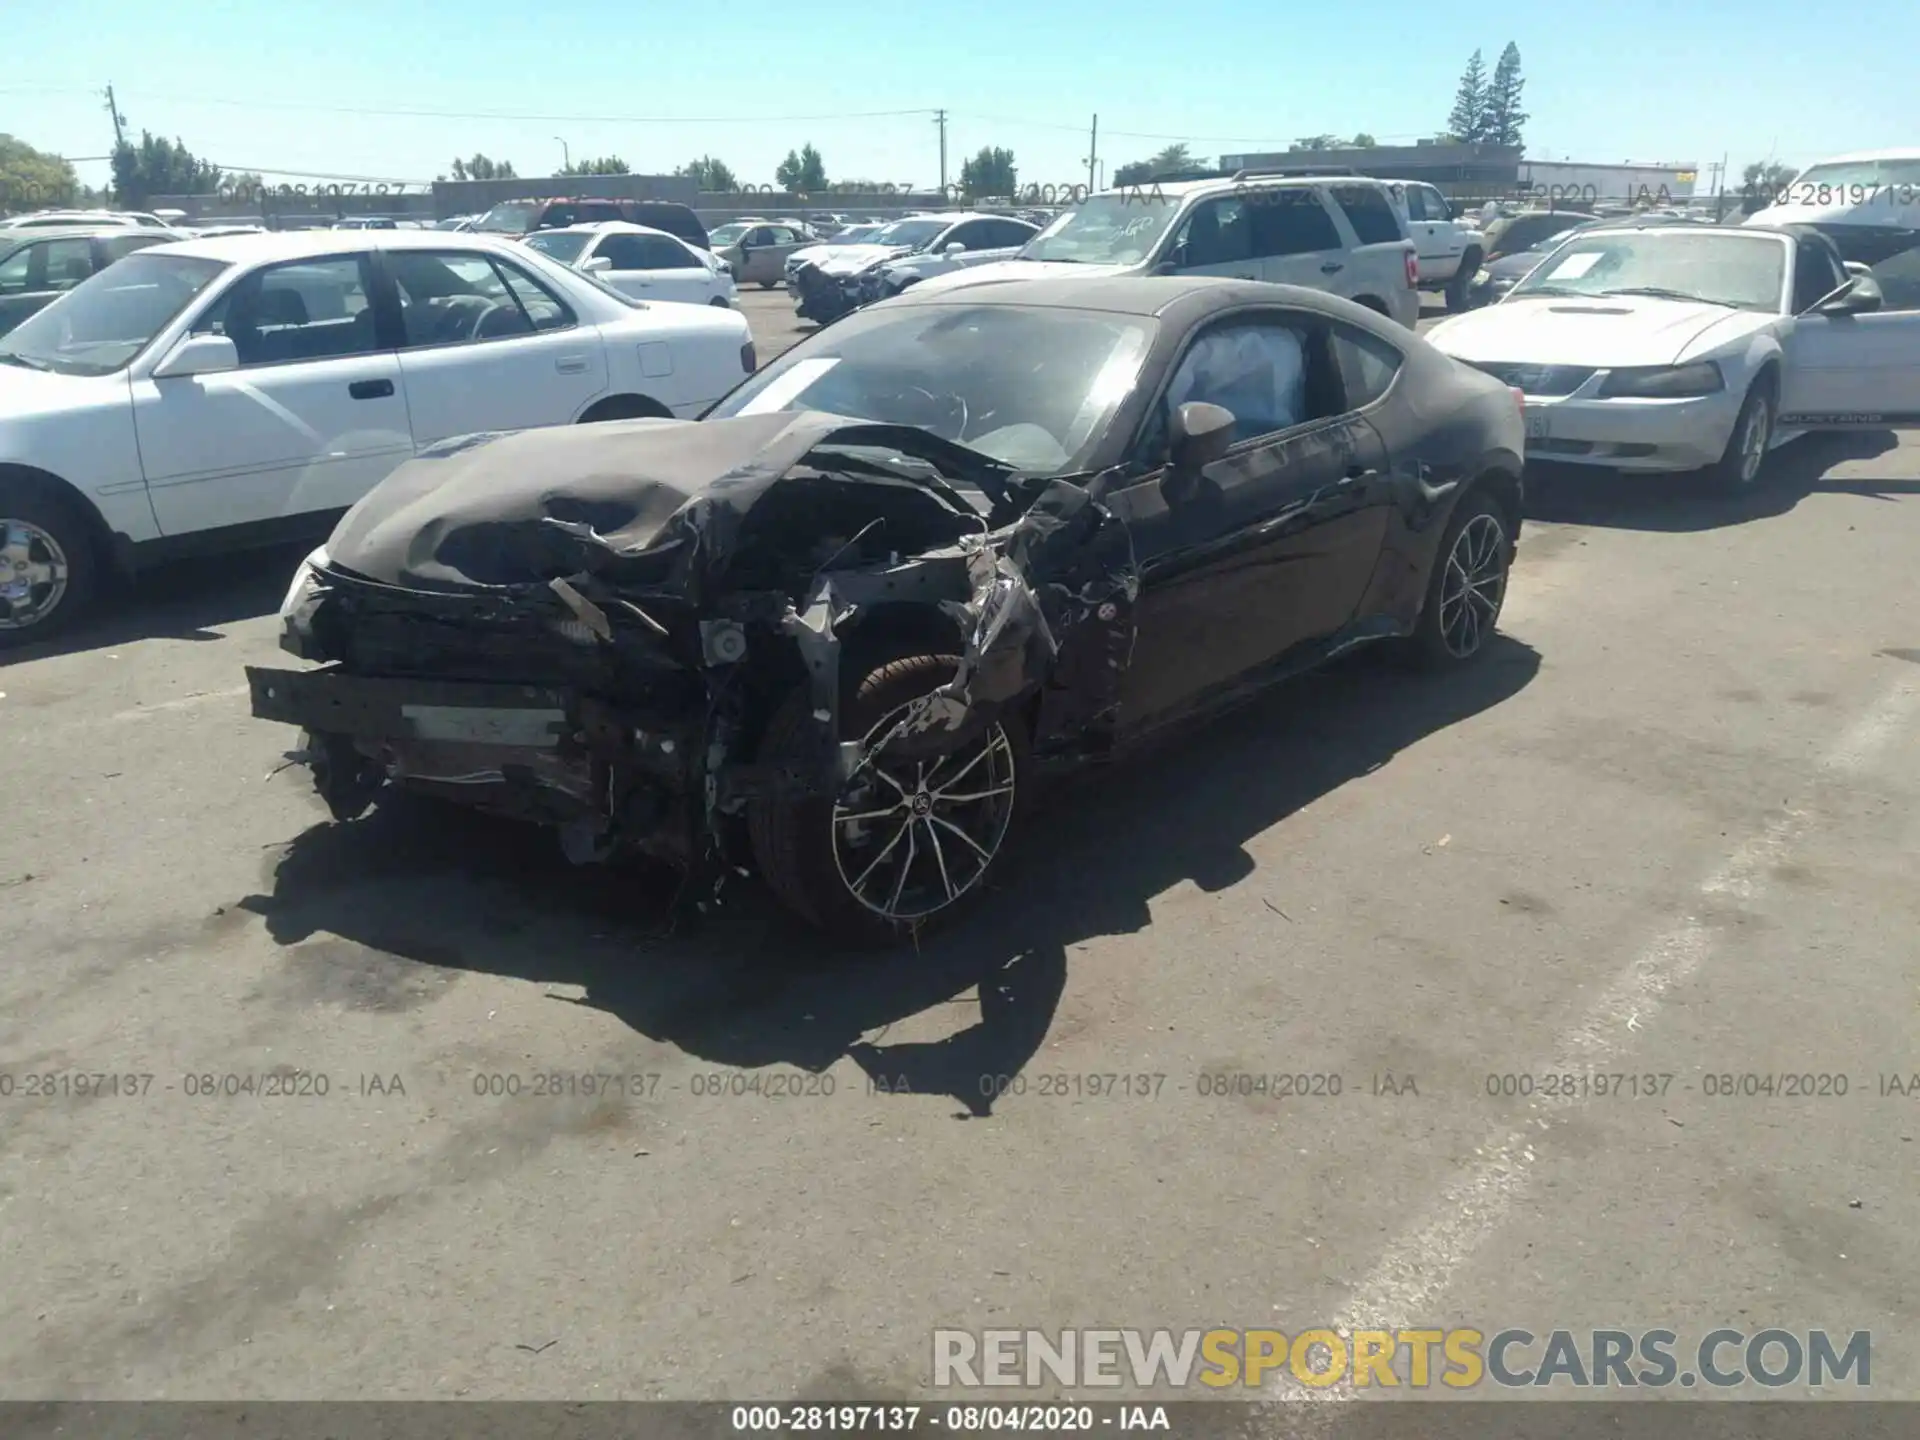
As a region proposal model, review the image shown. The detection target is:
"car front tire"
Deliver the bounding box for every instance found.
[0,481,98,649]
[1706,374,1776,494]
[748,653,1028,947]
[1406,488,1513,668]
[1445,250,1482,312]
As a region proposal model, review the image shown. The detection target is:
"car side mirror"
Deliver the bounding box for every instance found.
[1815,274,1882,316]
[1844,260,1872,278]
[943,242,965,257]
[582,255,613,274]
[1167,402,1236,489]
[152,333,239,379]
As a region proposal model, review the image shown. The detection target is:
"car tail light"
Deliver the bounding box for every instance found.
[741,340,757,373]
[1403,248,1418,288]
[1510,386,1526,415]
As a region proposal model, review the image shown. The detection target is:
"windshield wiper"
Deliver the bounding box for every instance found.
[1597,286,1730,306]
[1512,284,1585,298]
[0,353,51,371]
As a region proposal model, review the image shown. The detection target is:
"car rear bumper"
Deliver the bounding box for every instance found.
[1519,388,1746,471]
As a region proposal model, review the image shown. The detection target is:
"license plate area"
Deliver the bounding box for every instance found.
[247,666,570,748]
[1524,405,1551,441]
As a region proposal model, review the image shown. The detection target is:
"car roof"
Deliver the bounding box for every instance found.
[886,273,1387,321]
[1106,174,1382,201]
[1,224,145,247]
[142,229,544,263]
[540,221,683,239]
[1797,148,1920,166]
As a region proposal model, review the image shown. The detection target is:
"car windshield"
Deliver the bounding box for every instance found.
[830,225,877,242]
[475,202,538,234]
[868,219,949,249]
[524,231,592,263]
[709,223,751,245]
[0,252,228,376]
[1790,158,1920,189]
[1020,193,1181,264]
[707,303,1155,473]
[1508,230,1787,311]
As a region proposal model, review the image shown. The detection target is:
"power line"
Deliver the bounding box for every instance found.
[951,110,1436,146]
[0,86,937,126]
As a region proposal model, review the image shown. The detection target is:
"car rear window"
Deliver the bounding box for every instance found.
[1330,185,1405,245]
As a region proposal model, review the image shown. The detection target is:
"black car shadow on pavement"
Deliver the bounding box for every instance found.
[1523,429,1910,532]
[239,637,1541,1118]
[0,541,311,667]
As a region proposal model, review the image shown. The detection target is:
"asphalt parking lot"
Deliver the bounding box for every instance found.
[5,287,1920,1405]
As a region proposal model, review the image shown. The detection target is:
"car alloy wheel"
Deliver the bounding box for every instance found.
[1736,390,1772,485]
[829,699,1018,924]
[1437,512,1508,659]
[0,518,70,632]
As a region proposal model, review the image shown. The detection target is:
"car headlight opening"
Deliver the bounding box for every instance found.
[1599,361,1725,398]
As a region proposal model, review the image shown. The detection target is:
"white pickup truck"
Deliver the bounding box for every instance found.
[1383,179,1486,312]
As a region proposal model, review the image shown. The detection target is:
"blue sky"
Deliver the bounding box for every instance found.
[8,0,1917,197]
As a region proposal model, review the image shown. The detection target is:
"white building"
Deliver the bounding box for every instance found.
[1515,160,1699,204]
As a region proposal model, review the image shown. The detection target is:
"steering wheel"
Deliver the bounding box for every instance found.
[468,302,518,340]
[900,384,969,437]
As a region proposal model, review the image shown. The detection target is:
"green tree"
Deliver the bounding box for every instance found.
[775,143,827,192]
[1111,158,1154,186]
[1447,50,1488,143]
[1482,42,1527,147]
[958,146,1017,199]
[110,131,221,207]
[0,134,79,212]
[1147,143,1192,176]
[677,156,738,191]
[1294,134,1340,151]
[1350,133,1378,148]
[560,155,629,175]
[448,154,516,182]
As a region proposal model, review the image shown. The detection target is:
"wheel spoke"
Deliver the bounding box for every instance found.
[924,819,958,901]
[886,823,920,915]
[936,782,1016,804]
[929,743,990,795]
[849,819,912,894]
[929,813,992,862]
[837,803,907,824]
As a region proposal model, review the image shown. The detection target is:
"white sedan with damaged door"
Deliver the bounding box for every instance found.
[1425,222,1920,491]
[0,229,755,645]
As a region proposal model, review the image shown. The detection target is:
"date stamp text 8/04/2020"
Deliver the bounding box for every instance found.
[0,1071,406,1099]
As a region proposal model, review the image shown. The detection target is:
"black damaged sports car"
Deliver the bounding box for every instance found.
[247,277,1526,944]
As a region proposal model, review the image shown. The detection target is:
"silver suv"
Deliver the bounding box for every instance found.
[905,172,1420,326]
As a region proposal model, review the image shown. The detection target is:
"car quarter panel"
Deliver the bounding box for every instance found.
[1352,367,1524,628]
[0,374,161,544]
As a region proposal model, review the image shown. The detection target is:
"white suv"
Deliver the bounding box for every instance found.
[1383,179,1487,312]
[899,173,1420,327]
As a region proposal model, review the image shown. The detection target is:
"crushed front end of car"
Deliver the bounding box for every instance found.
[789,260,865,325]
[247,412,1138,935]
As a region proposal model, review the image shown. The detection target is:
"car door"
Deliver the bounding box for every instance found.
[629,233,718,304]
[1779,231,1920,426]
[1248,189,1354,295]
[1103,311,1395,734]
[1163,195,1260,281]
[132,252,414,535]
[1399,183,1442,273]
[383,248,610,446]
[0,236,94,336]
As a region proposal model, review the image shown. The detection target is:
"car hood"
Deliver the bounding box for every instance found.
[0,363,125,422]
[907,259,1131,296]
[322,409,1021,597]
[1427,295,1774,368]
[809,243,913,275]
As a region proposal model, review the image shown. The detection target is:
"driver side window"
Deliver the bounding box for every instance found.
[1791,242,1844,312]
[1170,197,1253,269]
[390,251,575,348]
[1134,316,1324,464]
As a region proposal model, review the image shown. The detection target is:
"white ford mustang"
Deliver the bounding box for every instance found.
[1426,222,1920,490]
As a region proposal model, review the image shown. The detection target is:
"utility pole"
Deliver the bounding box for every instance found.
[555,137,570,173]
[933,109,948,194]
[1086,114,1098,194]
[103,84,126,149]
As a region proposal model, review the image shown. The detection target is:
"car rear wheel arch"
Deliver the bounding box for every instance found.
[577,393,674,423]
[0,463,111,645]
